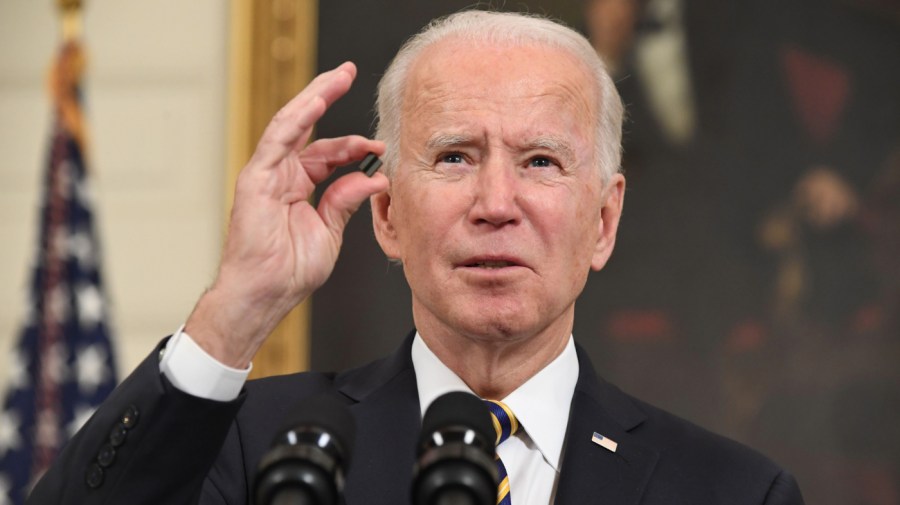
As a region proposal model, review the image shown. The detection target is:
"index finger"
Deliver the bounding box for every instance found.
[254,62,358,167]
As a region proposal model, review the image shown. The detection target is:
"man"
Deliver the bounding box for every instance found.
[29,10,803,505]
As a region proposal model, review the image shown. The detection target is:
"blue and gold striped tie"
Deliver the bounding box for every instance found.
[484,399,518,505]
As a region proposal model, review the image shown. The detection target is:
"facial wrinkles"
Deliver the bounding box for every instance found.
[407,91,593,182]
[395,41,604,256]
[404,43,595,138]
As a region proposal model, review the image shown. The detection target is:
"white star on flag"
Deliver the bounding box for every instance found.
[5,349,29,391]
[73,175,93,207]
[76,283,104,330]
[0,411,22,458]
[68,229,95,269]
[75,345,109,395]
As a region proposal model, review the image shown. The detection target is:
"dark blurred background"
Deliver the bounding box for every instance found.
[311,2,900,503]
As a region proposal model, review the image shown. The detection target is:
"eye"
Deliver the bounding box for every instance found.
[528,156,554,168]
[441,153,464,164]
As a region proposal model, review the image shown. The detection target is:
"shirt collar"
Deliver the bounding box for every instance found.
[411,332,579,471]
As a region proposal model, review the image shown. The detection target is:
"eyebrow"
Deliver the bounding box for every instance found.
[524,136,577,165]
[425,133,476,150]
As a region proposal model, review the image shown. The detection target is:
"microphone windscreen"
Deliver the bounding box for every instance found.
[276,393,356,466]
[420,392,494,449]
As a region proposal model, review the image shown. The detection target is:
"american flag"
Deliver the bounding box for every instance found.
[591,431,618,453]
[0,41,117,505]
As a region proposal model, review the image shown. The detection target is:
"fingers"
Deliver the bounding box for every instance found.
[300,136,386,183]
[294,61,357,112]
[253,62,358,167]
[316,172,390,239]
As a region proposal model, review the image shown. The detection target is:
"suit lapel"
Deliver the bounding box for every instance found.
[336,332,421,505]
[554,346,659,505]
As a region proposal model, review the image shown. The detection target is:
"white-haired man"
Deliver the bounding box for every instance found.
[30,10,803,505]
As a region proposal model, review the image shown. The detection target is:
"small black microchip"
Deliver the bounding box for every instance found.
[358,152,383,177]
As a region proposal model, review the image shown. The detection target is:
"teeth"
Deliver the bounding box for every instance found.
[475,261,512,268]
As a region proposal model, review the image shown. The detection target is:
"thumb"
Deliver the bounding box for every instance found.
[317,171,390,239]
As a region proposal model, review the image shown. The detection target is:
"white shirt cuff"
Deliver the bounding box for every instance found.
[159,325,251,402]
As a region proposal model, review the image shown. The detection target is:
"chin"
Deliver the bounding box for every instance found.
[454,308,542,342]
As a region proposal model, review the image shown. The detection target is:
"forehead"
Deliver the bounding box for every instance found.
[401,39,597,141]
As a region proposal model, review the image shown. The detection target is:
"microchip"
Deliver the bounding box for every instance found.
[358,152,382,177]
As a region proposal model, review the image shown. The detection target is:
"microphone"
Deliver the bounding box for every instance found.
[412,392,498,505]
[254,393,356,505]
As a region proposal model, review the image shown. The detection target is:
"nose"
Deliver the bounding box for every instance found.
[468,157,522,227]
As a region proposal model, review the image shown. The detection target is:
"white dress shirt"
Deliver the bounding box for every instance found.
[160,328,580,504]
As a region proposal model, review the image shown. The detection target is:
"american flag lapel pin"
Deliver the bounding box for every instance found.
[591,431,618,453]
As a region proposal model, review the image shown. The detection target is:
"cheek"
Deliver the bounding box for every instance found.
[535,183,596,223]
[575,201,601,236]
[536,191,601,258]
[392,184,453,257]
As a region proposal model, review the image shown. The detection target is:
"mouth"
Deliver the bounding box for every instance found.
[468,260,516,269]
[458,256,527,270]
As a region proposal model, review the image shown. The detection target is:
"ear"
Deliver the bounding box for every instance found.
[371,189,402,259]
[590,173,625,271]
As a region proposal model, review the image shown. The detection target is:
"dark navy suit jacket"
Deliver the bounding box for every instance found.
[29,332,804,504]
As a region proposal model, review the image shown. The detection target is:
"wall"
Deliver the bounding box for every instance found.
[0,0,227,389]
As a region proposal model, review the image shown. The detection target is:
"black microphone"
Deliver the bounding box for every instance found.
[254,393,356,505]
[412,392,498,505]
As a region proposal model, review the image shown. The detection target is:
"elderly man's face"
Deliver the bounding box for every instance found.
[373,40,624,343]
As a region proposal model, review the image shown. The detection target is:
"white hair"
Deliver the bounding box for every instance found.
[374,10,624,182]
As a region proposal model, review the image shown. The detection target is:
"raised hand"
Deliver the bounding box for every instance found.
[185,62,389,368]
